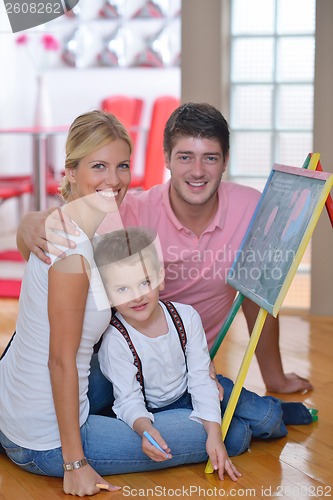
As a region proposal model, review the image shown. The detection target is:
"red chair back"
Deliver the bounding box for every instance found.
[101,95,144,178]
[100,95,143,147]
[143,96,180,190]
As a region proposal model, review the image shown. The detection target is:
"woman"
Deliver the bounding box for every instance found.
[0,110,208,497]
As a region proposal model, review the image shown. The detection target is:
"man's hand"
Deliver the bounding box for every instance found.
[17,208,79,264]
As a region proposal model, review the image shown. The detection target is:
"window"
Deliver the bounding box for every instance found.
[229,0,316,310]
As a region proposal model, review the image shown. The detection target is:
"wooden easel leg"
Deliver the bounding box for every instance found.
[205,308,268,474]
[210,293,245,360]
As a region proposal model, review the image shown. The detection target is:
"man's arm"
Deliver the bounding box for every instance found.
[16,209,79,264]
[241,298,313,393]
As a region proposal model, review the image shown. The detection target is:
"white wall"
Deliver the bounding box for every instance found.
[0,66,179,177]
[311,0,333,316]
[0,2,179,229]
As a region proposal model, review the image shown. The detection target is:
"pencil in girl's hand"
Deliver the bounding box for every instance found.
[143,431,170,458]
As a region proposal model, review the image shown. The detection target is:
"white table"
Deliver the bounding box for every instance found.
[0,126,69,211]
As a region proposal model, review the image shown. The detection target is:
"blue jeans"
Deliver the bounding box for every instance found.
[217,375,287,455]
[149,375,287,456]
[0,409,208,477]
[88,354,287,456]
[0,356,288,477]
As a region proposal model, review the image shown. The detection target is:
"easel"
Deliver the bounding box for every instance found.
[205,160,333,474]
[303,152,333,228]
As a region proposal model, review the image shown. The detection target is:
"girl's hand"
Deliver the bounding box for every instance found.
[63,463,121,496]
[206,431,241,481]
[142,428,172,462]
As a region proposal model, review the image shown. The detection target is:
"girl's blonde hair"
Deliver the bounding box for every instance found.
[59,110,132,201]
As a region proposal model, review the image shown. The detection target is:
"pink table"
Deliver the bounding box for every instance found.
[0,126,69,210]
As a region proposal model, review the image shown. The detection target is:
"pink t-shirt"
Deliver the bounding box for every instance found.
[99,181,260,348]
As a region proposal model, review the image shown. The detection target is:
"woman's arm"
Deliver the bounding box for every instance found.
[48,254,89,463]
[48,254,114,496]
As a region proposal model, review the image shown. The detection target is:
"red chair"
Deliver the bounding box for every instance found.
[130,95,180,190]
[0,177,33,221]
[46,169,66,199]
[0,175,31,183]
[101,95,144,183]
[0,173,63,211]
[0,250,24,298]
[101,95,143,147]
[0,279,22,298]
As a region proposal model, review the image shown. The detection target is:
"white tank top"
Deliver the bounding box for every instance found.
[0,228,110,450]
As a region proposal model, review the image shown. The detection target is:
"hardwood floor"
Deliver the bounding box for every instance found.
[0,299,332,499]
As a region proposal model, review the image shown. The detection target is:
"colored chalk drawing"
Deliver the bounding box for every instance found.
[227,164,333,317]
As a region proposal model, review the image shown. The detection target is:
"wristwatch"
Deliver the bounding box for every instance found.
[63,457,88,471]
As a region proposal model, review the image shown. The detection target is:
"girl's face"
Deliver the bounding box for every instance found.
[105,255,165,327]
[66,139,131,213]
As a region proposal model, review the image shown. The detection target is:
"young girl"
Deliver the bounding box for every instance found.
[94,227,314,481]
[0,111,208,497]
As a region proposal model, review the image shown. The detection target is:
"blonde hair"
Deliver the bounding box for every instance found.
[59,110,132,201]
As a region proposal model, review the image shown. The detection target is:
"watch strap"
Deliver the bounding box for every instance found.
[63,457,88,471]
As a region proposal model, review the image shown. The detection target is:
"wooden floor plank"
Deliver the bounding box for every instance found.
[0,301,332,499]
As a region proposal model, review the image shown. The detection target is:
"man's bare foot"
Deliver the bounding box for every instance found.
[266,372,313,394]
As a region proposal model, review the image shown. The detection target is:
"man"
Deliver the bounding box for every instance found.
[17,103,312,393]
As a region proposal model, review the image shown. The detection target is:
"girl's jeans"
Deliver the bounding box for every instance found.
[150,375,287,456]
[88,354,288,456]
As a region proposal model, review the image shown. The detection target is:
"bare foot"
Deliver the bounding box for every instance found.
[266,372,313,394]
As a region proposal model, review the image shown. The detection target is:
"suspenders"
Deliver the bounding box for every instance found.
[110,314,146,396]
[110,301,187,401]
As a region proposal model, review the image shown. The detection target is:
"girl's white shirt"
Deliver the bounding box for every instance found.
[98,301,221,429]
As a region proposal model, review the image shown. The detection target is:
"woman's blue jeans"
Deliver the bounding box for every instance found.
[0,355,288,477]
[0,409,208,478]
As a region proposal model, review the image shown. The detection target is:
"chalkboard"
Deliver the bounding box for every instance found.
[227,164,333,316]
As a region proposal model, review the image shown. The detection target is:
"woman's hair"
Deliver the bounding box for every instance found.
[59,109,132,201]
[163,102,230,161]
